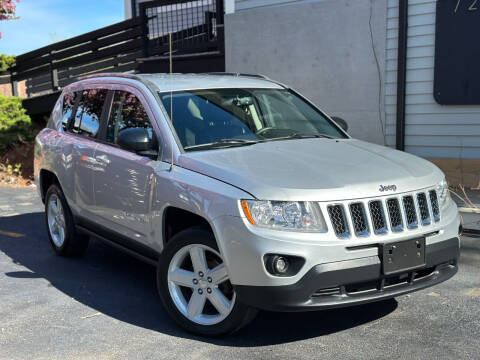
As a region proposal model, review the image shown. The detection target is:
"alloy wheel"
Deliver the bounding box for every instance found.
[167,244,235,325]
[47,193,66,247]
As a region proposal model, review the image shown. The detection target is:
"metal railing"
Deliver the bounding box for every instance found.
[9,0,226,100]
[10,18,143,97]
[140,0,224,57]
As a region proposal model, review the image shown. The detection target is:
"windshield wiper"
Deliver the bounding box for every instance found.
[265,133,334,142]
[184,138,260,151]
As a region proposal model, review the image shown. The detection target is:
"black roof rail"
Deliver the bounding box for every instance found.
[204,72,270,80]
[77,72,141,81]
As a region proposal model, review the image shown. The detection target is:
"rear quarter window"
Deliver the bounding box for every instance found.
[61,91,78,131]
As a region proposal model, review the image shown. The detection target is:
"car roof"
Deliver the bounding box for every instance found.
[78,73,285,92]
[138,73,285,92]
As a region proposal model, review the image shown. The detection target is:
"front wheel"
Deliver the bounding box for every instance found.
[157,227,257,337]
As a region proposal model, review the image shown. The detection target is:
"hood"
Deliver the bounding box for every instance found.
[177,139,443,201]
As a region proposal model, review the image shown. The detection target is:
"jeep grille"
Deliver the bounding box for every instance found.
[403,195,418,229]
[349,203,369,236]
[429,190,440,222]
[327,205,350,238]
[327,189,440,238]
[369,200,388,234]
[417,193,431,225]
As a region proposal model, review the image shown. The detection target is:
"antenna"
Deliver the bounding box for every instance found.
[169,32,174,172]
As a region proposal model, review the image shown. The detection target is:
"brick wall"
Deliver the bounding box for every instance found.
[0,74,27,98]
[0,74,12,97]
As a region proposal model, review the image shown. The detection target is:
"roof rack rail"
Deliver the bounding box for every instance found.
[77,72,141,81]
[204,72,270,80]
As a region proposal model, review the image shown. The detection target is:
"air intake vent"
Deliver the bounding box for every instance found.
[349,203,369,236]
[387,198,403,232]
[327,205,350,238]
[429,190,440,222]
[417,193,431,225]
[403,195,418,229]
[369,200,387,234]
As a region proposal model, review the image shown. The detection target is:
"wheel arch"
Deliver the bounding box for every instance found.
[162,206,215,246]
[39,169,60,203]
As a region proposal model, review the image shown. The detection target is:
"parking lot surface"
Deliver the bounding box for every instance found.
[0,187,479,360]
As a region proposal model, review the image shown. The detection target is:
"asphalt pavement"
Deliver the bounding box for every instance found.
[0,187,479,360]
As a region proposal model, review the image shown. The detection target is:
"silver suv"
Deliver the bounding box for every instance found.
[34,73,461,336]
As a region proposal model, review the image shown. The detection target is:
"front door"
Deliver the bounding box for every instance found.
[92,89,157,249]
[69,88,108,222]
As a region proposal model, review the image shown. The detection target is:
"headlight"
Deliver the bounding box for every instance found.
[240,200,327,232]
[436,178,450,208]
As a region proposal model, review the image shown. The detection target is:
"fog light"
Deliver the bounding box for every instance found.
[264,254,305,277]
[274,256,289,274]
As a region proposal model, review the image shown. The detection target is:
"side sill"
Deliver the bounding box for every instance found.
[76,224,158,267]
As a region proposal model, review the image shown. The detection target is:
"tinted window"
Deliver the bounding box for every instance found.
[72,89,107,137]
[61,91,77,131]
[106,90,154,147]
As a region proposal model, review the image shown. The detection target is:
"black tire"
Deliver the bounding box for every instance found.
[157,227,258,337]
[45,184,89,257]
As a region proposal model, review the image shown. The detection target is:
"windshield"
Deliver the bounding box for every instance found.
[158,88,346,150]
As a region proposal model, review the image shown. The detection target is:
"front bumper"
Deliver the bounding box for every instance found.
[235,237,459,311]
[213,198,461,287]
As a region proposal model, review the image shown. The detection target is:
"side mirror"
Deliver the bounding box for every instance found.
[331,116,348,132]
[117,128,158,158]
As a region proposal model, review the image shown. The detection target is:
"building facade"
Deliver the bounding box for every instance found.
[226,0,480,187]
[126,0,480,187]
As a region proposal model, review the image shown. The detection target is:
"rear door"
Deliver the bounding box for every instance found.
[92,88,158,250]
[68,88,109,222]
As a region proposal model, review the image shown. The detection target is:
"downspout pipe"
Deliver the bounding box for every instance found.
[396,0,408,151]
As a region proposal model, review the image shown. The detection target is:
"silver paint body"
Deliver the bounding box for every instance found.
[34,74,461,287]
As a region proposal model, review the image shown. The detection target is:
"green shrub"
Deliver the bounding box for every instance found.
[0,94,33,151]
[0,54,15,72]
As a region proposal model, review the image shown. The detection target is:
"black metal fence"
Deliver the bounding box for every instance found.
[140,0,224,57]
[11,18,143,97]
[10,0,225,100]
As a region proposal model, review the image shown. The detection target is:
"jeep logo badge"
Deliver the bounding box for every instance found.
[379,184,397,192]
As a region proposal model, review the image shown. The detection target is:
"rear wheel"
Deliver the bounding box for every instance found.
[157,227,257,336]
[45,184,89,256]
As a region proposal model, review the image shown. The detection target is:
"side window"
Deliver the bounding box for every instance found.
[61,91,77,131]
[71,88,107,137]
[106,90,154,147]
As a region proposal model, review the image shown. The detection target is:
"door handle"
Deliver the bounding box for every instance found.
[95,154,110,165]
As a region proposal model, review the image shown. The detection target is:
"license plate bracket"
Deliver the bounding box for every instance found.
[382,237,426,275]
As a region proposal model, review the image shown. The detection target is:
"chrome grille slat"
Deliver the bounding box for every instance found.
[327,188,439,238]
[368,200,387,235]
[386,198,403,232]
[417,193,431,225]
[403,195,418,229]
[429,190,440,222]
[327,205,350,238]
[349,203,369,237]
